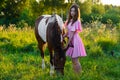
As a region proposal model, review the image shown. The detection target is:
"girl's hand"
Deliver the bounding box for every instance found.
[63,44,69,51]
[63,39,66,44]
[63,40,71,50]
[63,32,68,38]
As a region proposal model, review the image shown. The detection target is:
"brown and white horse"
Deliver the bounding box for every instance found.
[35,14,66,75]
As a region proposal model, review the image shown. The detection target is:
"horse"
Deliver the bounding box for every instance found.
[35,14,66,75]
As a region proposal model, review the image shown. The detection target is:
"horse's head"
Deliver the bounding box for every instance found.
[54,51,66,75]
[51,14,66,75]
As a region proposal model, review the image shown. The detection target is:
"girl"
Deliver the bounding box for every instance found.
[63,4,87,74]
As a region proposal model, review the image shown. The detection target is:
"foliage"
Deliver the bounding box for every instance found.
[0,0,29,25]
[0,0,120,26]
[81,13,102,23]
[92,4,105,15]
[80,1,92,16]
[102,13,120,24]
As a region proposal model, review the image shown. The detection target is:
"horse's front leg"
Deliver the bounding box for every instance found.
[48,47,54,76]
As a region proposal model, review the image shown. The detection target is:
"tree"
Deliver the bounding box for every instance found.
[0,0,28,25]
[80,1,92,15]
[92,4,105,15]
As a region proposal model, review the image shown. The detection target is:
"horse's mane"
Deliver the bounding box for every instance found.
[52,18,65,58]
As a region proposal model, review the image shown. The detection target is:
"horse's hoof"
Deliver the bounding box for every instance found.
[42,59,45,69]
[50,70,54,76]
[42,63,45,69]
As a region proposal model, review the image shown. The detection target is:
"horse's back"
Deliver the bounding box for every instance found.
[35,15,51,42]
[35,14,64,43]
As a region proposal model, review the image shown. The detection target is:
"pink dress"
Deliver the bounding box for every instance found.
[65,20,87,58]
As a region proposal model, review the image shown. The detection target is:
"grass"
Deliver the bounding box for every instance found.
[0,23,120,80]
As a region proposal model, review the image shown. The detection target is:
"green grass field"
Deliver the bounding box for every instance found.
[0,24,120,80]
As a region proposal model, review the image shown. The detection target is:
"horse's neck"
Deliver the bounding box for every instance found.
[47,14,64,31]
[55,15,64,31]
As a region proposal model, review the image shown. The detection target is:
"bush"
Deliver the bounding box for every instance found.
[88,45,104,58]
[116,23,120,29]
[16,20,28,28]
[102,13,120,24]
[18,9,35,27]
[81,13,102,23]
[97,40,117,54]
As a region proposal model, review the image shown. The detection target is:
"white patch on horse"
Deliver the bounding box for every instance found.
[55,15,64,31]
[48,16,56,23]
[61,34,63,42]
[55,15,64,42]
[38,15,51,42]
[50,64,54,76]
[38,14,64,42]
[42,59,45,69]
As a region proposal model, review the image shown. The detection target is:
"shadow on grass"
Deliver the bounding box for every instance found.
[0,43,36,52]
[0,37,49,56]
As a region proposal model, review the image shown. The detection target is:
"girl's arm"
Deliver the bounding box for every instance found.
[63,32,68,38]
[63,20,68,38]
[64,31,75,49]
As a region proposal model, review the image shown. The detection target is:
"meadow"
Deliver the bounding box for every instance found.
[0,23,120,80]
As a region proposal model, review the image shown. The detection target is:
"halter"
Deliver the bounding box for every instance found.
[55,67,64,70]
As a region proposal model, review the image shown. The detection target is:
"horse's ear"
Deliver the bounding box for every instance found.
[51,14,56,18]
[60,58,63,61]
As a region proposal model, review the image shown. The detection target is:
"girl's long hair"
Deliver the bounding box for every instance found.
[67,4,80,25]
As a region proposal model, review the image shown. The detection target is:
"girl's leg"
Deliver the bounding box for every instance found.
[72,57,82,74]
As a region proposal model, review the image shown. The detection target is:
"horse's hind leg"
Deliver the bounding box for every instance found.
[35,16,47,70]
[48,46,54,76]
[38,43,46,69]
